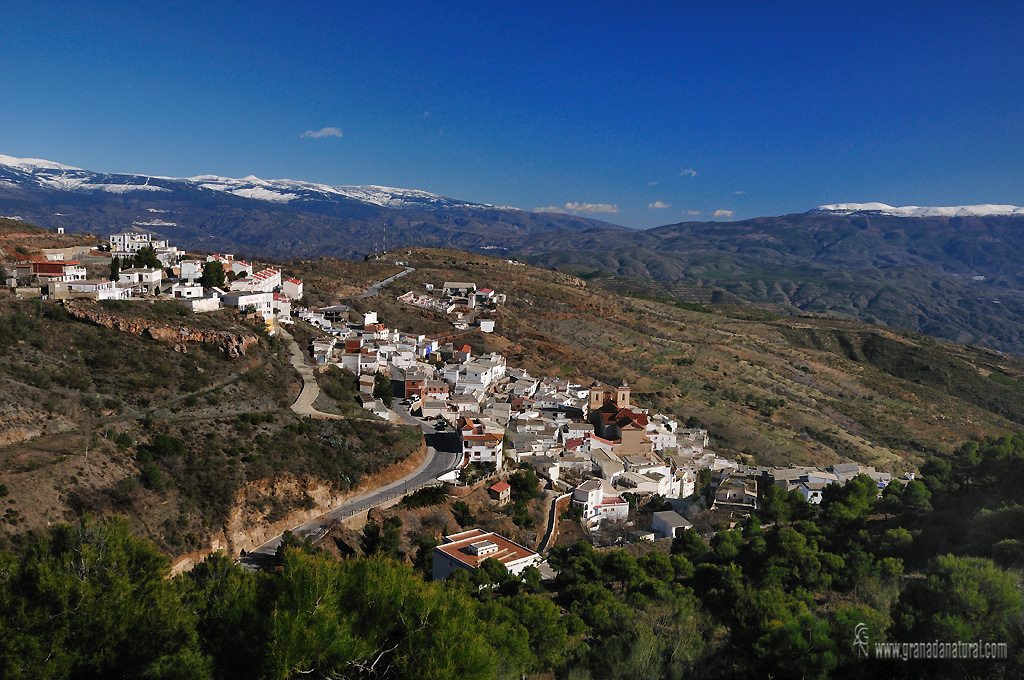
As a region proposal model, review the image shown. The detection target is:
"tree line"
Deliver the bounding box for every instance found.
[2,434,1024,678]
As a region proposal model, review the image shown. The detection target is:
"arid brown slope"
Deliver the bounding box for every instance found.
[360,249,1024,472]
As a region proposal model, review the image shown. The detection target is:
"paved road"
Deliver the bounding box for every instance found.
[349,266,414,299]
[241,264,452,568]
[240,403,461,569]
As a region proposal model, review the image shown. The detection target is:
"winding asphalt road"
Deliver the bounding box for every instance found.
[240,264,462,569]
[240,407,461,569]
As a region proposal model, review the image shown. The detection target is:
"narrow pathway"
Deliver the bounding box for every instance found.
[279,327,342,419]
[239,265,459,567]
[538,493,571,553]
[345,266,414,299]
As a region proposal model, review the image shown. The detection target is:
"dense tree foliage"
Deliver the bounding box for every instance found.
[0,516,209,679]
[199,260,226,289]
[3,434,1024,678]
[132,245,162,270]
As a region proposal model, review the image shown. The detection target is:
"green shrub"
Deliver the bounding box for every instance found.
[149,434,186,458]
[399,485,448,510]
[140,463,165,490]
[452,500,475,527]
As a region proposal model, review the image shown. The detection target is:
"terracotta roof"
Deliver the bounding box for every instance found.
[435,529,537,569]
[489,481,511,493]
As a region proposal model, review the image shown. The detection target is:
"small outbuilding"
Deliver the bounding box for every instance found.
[651,510,693,539]
[488,481,511,503]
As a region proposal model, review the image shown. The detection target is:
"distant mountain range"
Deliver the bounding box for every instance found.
[516,209,1024,354]
[4,153,1024,354]
[809,202,1024,218]
[0,154,622,259]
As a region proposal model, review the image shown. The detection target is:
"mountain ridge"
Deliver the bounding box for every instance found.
[0,153,627,259]
[0,153,514,212]
[6,152,1024,354]
[810,202,1024,218]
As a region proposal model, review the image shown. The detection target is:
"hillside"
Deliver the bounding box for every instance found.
[515,211,1024,355]
[0,288,421,561]
[299,249,1024,472]
[4,248,1024,679]
[6,244,1024,563]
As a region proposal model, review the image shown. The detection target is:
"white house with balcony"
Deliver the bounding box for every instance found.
[231,267,281,293]
[459,416,504,468]
[178,260,205,281]
[110,231,167,253]
[282,277,303,300]
[571,479,629,526]
[118,268,163,295]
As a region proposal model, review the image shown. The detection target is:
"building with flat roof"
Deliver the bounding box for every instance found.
[432,529,540,580]
[651,510,693,539]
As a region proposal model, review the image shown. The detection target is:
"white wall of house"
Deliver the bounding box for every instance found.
[282,278,303,300]
[179,260,204,281]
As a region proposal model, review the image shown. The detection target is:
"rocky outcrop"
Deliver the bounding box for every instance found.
[169,440,428,575]
[63,300,258,358]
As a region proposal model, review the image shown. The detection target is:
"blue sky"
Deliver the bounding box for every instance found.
[1,1,1022,228]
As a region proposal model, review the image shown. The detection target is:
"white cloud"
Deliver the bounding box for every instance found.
[685,210,702,216]
[733,190,745,195]
[713,209,734,218]
[564,202,620,214]
[647,181,658,186]
[648,201,671,209]
[535,202,620,215]
[680,168,697,177]
[300,126,343,139]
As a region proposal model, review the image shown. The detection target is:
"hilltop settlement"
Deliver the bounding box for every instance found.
[4,228,912,570]
[4,223,1024,680]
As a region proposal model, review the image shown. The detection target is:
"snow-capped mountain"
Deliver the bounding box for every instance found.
[810,202,1024,218]
[0,153,622,259]
[0,154,507,212]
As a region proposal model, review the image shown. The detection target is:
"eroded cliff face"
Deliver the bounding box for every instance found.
[62,301,258,358]
[169,441,427,575]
